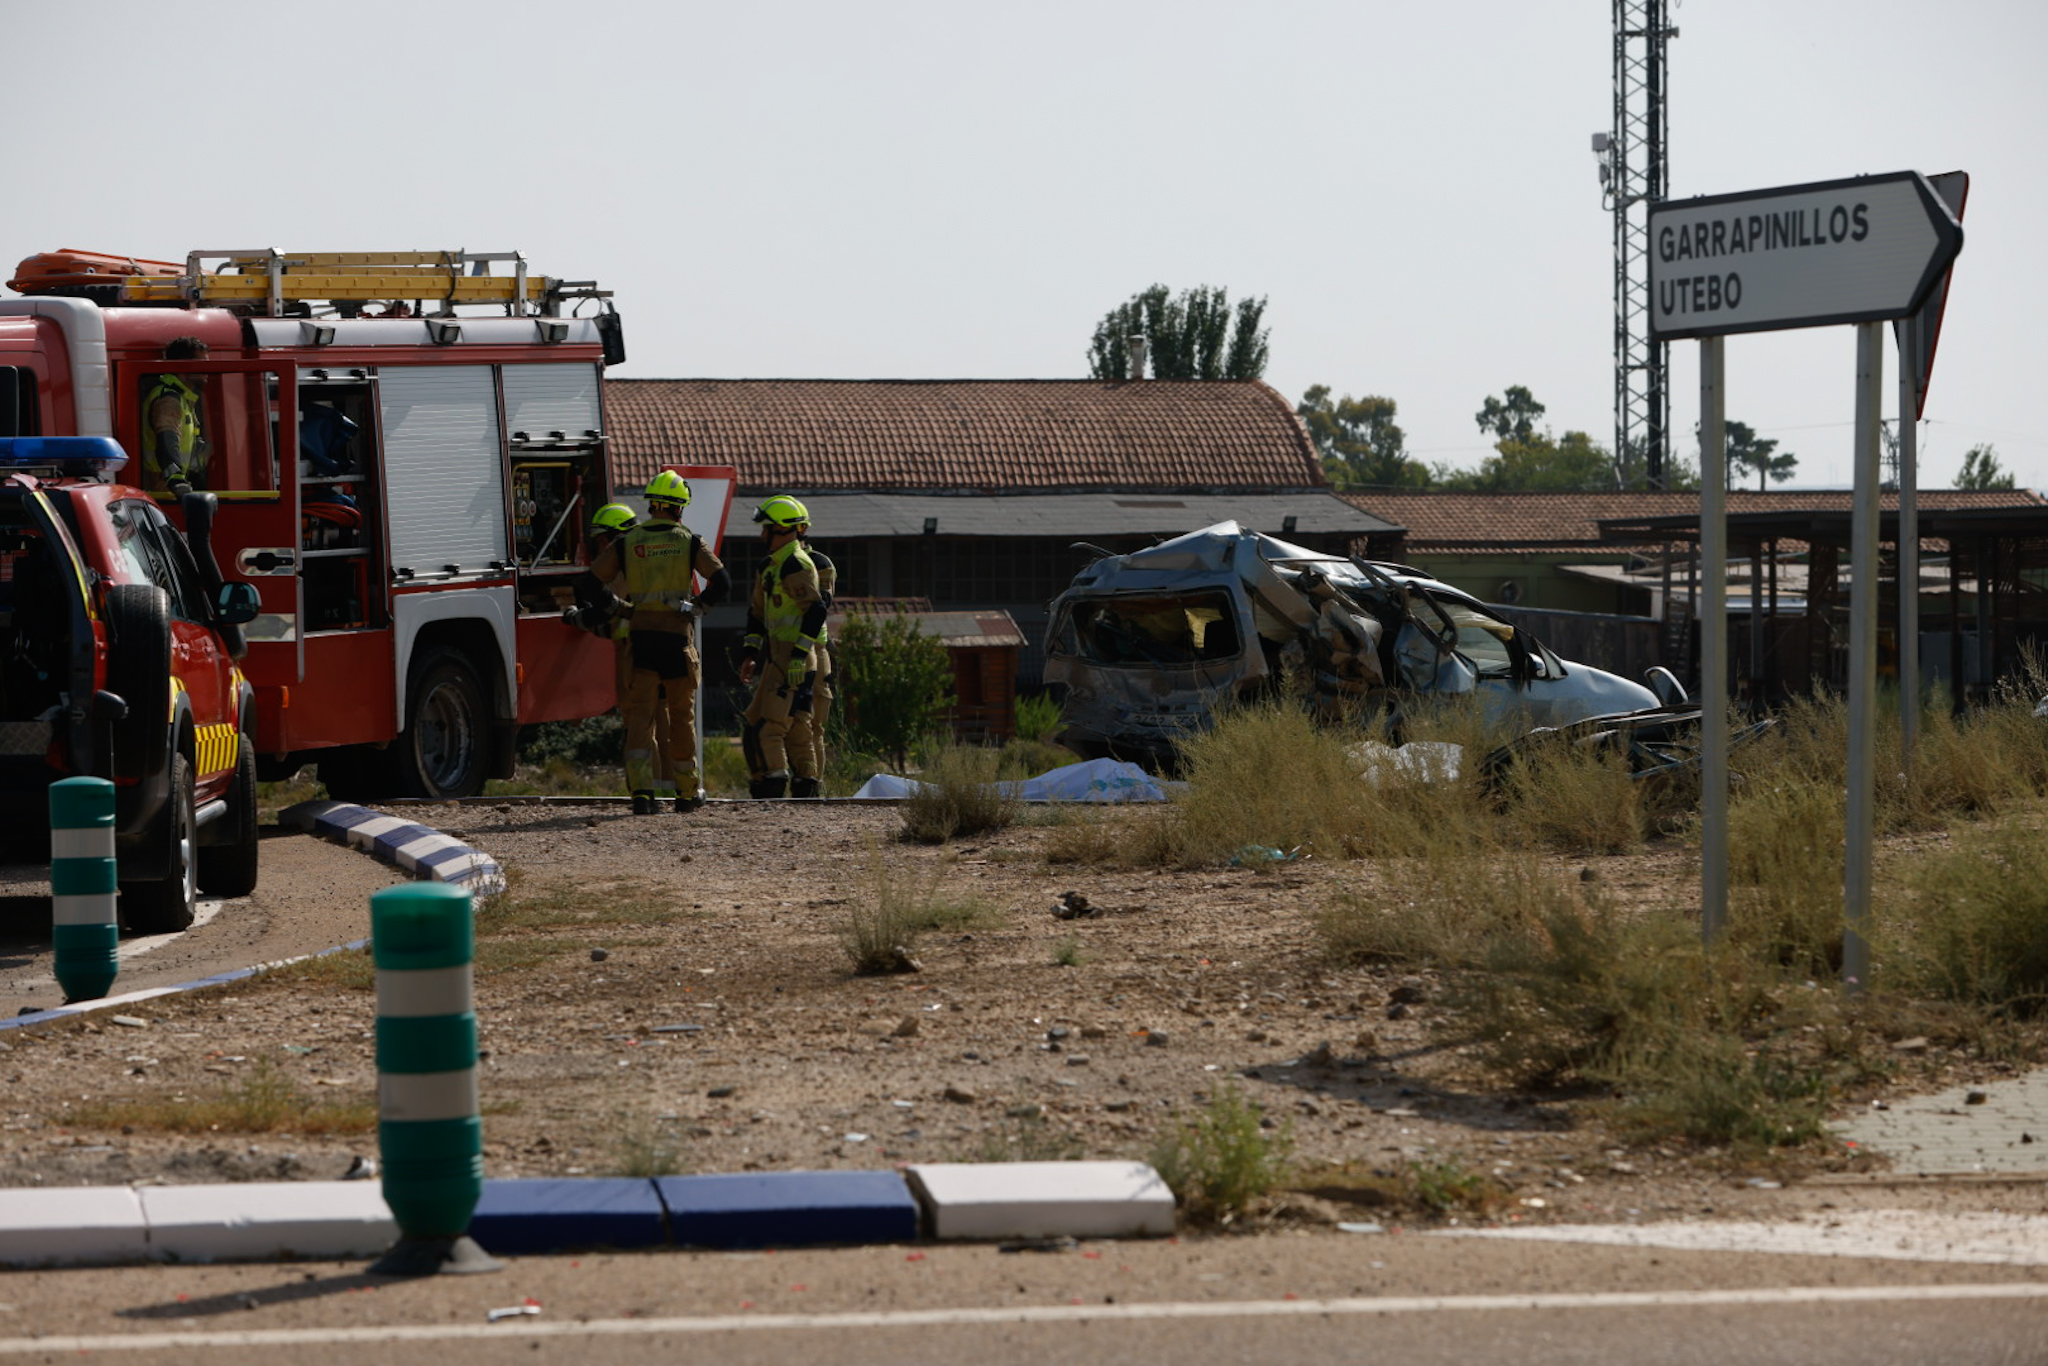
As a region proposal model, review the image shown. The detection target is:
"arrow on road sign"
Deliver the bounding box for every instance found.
[1649,171,1963,342]
[1895,170,1968,418]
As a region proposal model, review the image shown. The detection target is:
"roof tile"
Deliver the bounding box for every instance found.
[604,379,1323,493]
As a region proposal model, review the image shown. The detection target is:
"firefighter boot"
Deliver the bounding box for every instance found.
[675,794,704,813]
[755,773,789,800]
[790,776,821,799]
[631,791,657,816]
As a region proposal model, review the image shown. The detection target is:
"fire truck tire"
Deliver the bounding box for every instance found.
[103,584,172,784]
[197,738,260,898]
[394,646,491,799]
[120,753,197,934]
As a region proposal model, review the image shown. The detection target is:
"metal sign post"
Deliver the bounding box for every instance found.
[1650,171,1962,964]
[1698,337,1727,944]
[1844,323,1885,988]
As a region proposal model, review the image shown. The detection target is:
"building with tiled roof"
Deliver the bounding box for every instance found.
[600,377,1402,714]
[604,378,1331,494]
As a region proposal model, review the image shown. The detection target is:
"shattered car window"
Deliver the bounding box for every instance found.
[1072,592,1240,667]
[1440,600,1519,678]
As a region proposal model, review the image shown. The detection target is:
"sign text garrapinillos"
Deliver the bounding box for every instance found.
[1649,171,1962,341]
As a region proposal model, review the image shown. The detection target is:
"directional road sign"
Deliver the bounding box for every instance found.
[1896,170,1969,418]
[1649,171,1963,342]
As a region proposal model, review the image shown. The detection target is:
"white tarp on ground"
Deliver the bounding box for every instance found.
[851,758,1171,803]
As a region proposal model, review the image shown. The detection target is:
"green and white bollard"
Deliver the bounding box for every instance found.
[367,883,499,1276]
[50,777,118,1003]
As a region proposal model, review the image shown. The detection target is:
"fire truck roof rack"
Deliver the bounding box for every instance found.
[108,249,610,318]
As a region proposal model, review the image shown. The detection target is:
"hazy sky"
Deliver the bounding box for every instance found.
[10,0,2042,489]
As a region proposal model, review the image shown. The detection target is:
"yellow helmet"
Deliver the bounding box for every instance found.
[645,470,692,508]
[752,494,809,532]
[590,503,637,534]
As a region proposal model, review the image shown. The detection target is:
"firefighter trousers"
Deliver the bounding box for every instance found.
[742,657,817,781]
[807,673,834,776]
[614,640,672,785]
[623,657,698,796]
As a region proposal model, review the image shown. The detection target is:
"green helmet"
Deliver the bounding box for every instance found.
[752,494,810,532]
[645,470,693,507]
[590,503,637,534]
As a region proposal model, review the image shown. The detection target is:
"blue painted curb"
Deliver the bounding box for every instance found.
[469,1178,670,1255]
[657,1170,922,1250]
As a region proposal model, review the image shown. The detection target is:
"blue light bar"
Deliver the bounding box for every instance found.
[0,436,129,478]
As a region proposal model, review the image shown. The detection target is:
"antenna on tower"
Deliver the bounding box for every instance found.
[1597,0,1677,489]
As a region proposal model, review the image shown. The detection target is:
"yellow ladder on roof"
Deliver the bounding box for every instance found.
[116,249,559,313]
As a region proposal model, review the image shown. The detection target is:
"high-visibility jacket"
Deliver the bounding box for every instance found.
[141,374,206,484]
[591,520,722,637]
[744,540,825,670]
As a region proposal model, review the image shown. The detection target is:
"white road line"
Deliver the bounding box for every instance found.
[1440,1209,2048,1266]
[4,1283,2046,1355]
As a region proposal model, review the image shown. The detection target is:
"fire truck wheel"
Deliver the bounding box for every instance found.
[104,584,172,784]
[394,646,490,799]
[197,738,260,898]
[120,753,197,934]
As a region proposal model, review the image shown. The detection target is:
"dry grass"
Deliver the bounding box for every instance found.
[66,1060,375,1137]
[901,745,1021,844]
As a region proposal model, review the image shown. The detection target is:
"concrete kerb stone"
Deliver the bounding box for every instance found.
[281,800,505,895]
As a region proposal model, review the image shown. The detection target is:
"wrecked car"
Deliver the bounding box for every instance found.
[1044,521,1681,767]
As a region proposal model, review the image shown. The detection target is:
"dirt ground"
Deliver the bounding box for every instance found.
[0,797,2037,1232]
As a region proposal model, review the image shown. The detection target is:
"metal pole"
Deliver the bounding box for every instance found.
[1897,315,1921,769]
[1699,336,1727,944]
[1844,322,1884,991]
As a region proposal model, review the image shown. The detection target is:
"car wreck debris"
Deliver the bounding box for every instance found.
[1045,521,1679,770]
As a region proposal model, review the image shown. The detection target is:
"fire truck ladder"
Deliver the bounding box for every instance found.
[114,249,598,317]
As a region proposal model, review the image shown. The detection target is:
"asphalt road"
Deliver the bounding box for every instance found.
[2,1237,2043,1365]
[0,826,402,1018]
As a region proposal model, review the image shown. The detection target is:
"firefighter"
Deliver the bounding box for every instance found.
[801,538,837,784]
[140,337,210,490]
[590,473,730,814]
[574,503,673,793]
[737,495,826,799]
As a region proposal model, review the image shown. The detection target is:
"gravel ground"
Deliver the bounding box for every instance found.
[1,797,2041,1235]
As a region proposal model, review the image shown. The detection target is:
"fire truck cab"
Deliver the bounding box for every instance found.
[2,249,624,817]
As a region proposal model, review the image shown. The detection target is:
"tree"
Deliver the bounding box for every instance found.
[1724,421,1797,492]
[1435,428,1618,493]
[1088,285,1270,380]
[1956,443,2017,490]
[833,611,953,771]
[1296,385,1427,489]
[1474,386,1546,443]
[1613,435,1701,492]
[1437,386,1619,491]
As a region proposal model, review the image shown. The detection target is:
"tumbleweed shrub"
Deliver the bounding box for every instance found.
[1907,686,2048,822]
[1891,819,2048,1018]
[1162,695,1374,866]
[900,743,1021,844]
[1454,895,1845,1148]
[1494,729,1646,855]
[1316,849,1553,971]
[1041,801,1180,867]
[1148,1081,1294,1225]
[1723,773,1847,976]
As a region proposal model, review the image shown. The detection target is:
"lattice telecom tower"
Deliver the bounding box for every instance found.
[1595,1,1676,488]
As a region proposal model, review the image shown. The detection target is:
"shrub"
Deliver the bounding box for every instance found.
[1013,691,1064,744]
[1894,821,2048,1017]
[519,716,625,767]
[836,611,953,770]
[901,745,1019,844]
[842,853,994,974]
[1148,1082,1293,1225]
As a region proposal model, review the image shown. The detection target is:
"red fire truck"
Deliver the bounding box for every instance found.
[1,248,623,803]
